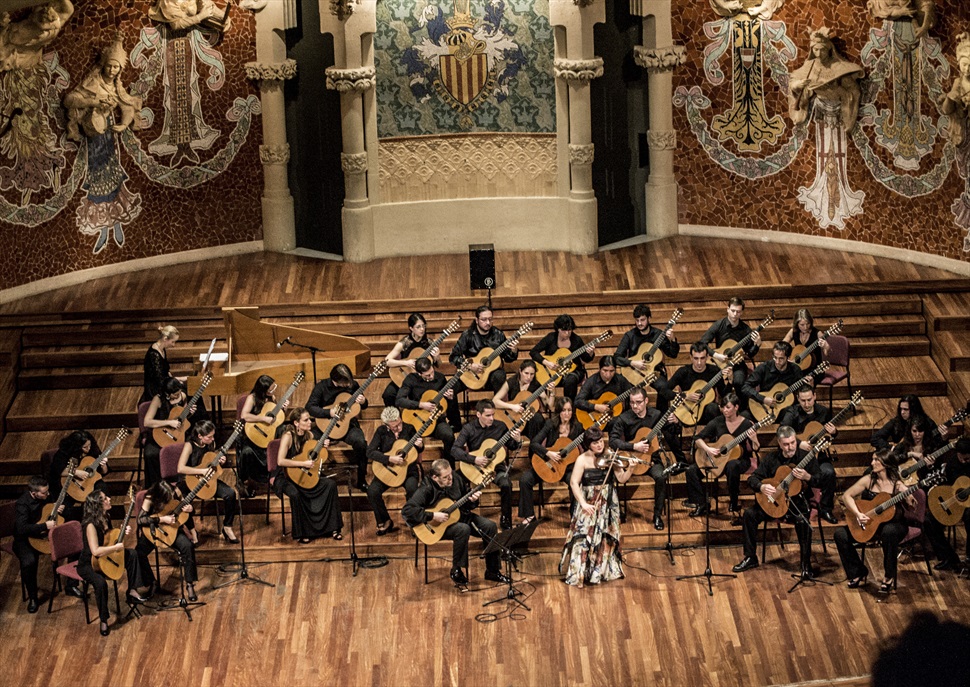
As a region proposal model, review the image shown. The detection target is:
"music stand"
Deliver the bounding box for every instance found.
[785,497,832,594]
[676,461,736,596]
[481,518,538,613]
[213,482,275,591]
[322,465,387,575]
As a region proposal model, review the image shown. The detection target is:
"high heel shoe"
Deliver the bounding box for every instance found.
[186,583,198,602]
[878,578,896,594]
[126,590,149,604]
[221,527,239,544]
[99,621,110,637]
[847,572,869,589]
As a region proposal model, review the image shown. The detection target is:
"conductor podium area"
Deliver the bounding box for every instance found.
[0,235,968,687]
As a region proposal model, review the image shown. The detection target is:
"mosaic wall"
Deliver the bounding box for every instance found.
[374,0,556,137]
[673,0,970,262]
[0,1,261,291]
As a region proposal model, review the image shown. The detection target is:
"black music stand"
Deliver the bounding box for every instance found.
[325,465,387,575]
[676,460,736,596]
[150,521,206,621]
[213,483,275,591]
[481,518,538,613]
[786,497,832,594]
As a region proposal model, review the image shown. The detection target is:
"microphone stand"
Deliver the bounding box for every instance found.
[786,496,832,594]
[213,481,275,591]
[282,339,327,385]
[323,465,386,575]
[676,464,736,596]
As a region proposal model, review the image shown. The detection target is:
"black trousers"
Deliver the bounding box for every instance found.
[925,512,970,563]
[77,549,153,622]
[13,539,41,600]
[834,522,907,580]
[429,421,456,468]
[367,464,421,525]
[741,498,813,566]
[685,457,751,509]
[136,532,198,584]
[331,426,368,487]
[443,513,500,572]
[518,463,574,519]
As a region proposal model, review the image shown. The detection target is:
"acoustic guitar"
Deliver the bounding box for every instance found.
[928,475,970,527]
[388,318,462,388]
[532,413,611,484]
[185,421,245,500]
[535,329,614,386]
[931,407,968,442]
[372,408,443,488]
[402,361,470,436]
[712,310,775,369]
[493,368,564,428]
[245,371,305,448]
[848,470,945,543]
[797,391,864,444]
[628,395,686,476]
[320,361,388,439]
[899,439,959,488]
[152,371,213,447]
[287,406,345,490]
[748,361,830,423]
[94,485,135,581]
[791,319,842,371]
[619,308,684,384]
[575,372,658,430]
[459,322,534,391]
[66,428,131,502]
[413,472,496,546]
[672,351,744,426]
[141,470,217,547]
[755,437,832,519]
[28,459,77,554]
[693,413,776,479]
[459,408,535,485]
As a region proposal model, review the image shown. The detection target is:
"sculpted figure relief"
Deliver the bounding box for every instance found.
[867,0,936,40]
[789,28,864,132]
[939,33,970,147]
[149,0,231,33]
[64,34,142,141]
[0,0,73,71]
[709,0,785,20]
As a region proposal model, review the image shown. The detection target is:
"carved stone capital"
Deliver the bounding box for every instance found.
[554,58,604,83]
[633,45,688,73]
[647,130,677,151]
[341,152,369,174]
[330,0,357,21]
[568,143,595,165]
[260,143,291,166]
[326,66,377,92]
[245,59,298,82]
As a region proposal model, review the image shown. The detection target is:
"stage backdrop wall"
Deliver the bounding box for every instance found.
[0,0,262,293]
[672,0,970,265]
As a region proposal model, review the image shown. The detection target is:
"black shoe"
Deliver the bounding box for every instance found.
[689,505,710,518]
[800,565,818,580]
[819,510,838,524]
[65,585,85,599]
[934,558,959,571]
[682,500,699,509]
[484,570,511,584]
[728,502,740,513]
[500,516,512,531]
[732,556,759,573]
[186,584,198,602]
[653,515,664,530]
[100,621,110,637]
[355,480,368,492]
[450,568,468,586]
[730,514,743,527]
[26,598,38,614]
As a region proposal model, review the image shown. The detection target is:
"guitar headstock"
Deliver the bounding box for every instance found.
[922,468,946,489]
[516,322,535,338]
[127,484,135,502]
[949,407,968,425]
[812,361,830,376]
[758,413,776,428]
[117,427,131,441]
[457,359,472,375]
[639,371,659,386]
[826,319,844,337]
[669,308,685,326]
[729,351,745,367]
[200,370,213,388]
[592,412,612,430]
[66,458,78,477]
[599,329,614,342]
[373,360,389,377]
[848,391,864,407]
[669,394,685,411]
[445,318,462,335]
[230,420,245,437]
[428,407,445,424]
[517,407,537,426]
[293,371,306,385]
[812,437,833,454]
[332,404,347,421]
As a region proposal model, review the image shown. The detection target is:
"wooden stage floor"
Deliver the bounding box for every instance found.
[1,237,969,686]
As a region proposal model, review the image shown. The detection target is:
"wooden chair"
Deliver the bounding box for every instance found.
[47,521,121,625]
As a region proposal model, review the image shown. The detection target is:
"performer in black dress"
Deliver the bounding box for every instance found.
[782,308,830,372]
[176,420,238,543]
[142,377,208,491]
[272,407,343,544]
[135,480,198,601]
[870,394,937,450]
[519,396,584,524]
[382,313,435,408]
[48,429,103,522]
[306,364,369,491]
[237,374,279,489]
[492,359,549,439]
[140,324,180,404]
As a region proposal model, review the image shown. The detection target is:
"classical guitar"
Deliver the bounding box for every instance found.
[493,368,565,428]
[931,407,968,442]
[628,395,686,476]
[245,371,305,448]
[321,361,388,439]
[402,360,470,436]
[713,310,775,369]
[619,308,684,384]
[388,318,463,388]
[66,428,131,502]
[287,406,345,490]
[186,421,245,500]
[413,472,496,546]
[459,408,535,485]
[575,372,658,430]
[152,371,213,447]
[142,470,217,547]
[755,437,832,519]
[535,329,614,386]
[928,475,970,527]
[532,413,612,484]
[748,361,830,423]
[693,413,776,479]
[791,319,842,371]
[94,485,135,581]
[899,439,959,488]
[797,391,864,444]
[459,321,534,391]
[372,408,443,489]
[849,470,945,543]
[672,351,745,426]
[28,459,77,554]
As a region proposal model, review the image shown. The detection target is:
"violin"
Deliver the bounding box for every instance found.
[594,452,649,470]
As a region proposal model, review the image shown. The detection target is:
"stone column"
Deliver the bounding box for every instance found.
[554,58,604,199]
[320,0,378,262]
[243,0,298,252]
[631,0,686,239]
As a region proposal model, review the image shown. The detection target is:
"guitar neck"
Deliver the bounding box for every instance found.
[445,478,491,514]
[49,463,76,521]
[432,370,465,405]
[780,448,821,490]
[698,369,728,397]
[116,500,136,545]
[88,435,124,474]
[644,407,679,443]
[268,381,302,417]
[610,379,653,410]
[483,334,518,366]
[726,423,760,452]
[870,483,920,516]
[904,440,957,477]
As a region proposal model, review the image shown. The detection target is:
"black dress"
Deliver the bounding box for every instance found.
[272,431,343,540]
[140,346,170,405]
[78,521,154,622]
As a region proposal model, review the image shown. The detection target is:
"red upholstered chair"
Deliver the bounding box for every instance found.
[266,439,287,535]
[856,489,933,591]
[0,501,28,601]
[136,401,153,486]
[39,449,57,483]
[817,335,851,412]
[47,521,119,624]
[236,394,248,421]
[159,443,184,484]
